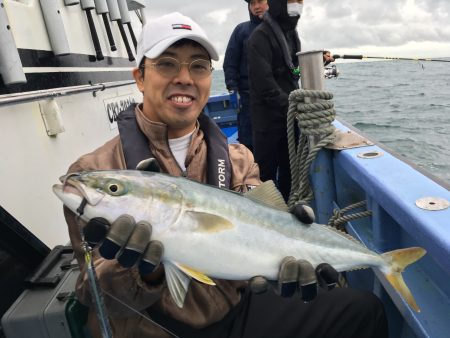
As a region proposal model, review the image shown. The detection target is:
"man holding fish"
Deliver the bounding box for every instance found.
[61,11,389,338]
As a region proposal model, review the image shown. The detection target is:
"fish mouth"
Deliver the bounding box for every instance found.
[53,173,105,206]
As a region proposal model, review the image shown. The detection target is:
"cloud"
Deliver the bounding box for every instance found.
[206,9,233,25]
[144,0,450,66]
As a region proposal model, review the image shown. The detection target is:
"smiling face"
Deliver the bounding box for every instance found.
[133,42,212,139]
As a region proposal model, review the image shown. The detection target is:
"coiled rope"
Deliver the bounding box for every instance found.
[287,89,336,208]
[286,89,372,231]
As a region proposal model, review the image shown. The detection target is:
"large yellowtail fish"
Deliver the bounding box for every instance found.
[53,170,426,311]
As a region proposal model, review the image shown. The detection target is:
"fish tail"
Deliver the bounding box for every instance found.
[382,247,426,312]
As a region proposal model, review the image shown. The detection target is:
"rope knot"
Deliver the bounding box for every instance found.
[327,201,373,231]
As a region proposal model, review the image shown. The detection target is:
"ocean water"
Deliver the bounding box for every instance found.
[211,61,450,186]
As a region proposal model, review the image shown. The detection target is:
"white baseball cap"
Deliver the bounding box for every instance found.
[136,12,219,66]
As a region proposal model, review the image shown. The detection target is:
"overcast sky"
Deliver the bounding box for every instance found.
[144,0,450,68]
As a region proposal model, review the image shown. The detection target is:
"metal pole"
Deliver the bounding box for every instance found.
[297,50,336,224]
[296,51,336,223]
[297,50,325,92]
[296,50,332,149]
[0,80,135,106]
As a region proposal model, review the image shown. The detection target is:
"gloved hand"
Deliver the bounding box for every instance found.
[249,258,340,302]
[136,157,161,172]
[290,202,315,225]
[82,157,163,275]
[249,202,337,301]
[83,215,163,275]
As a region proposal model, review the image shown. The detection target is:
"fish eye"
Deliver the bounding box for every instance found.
[104,180,127,196]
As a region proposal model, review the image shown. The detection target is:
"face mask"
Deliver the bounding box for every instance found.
[287,3,303,17]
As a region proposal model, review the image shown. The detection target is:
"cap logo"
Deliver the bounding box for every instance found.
[172,23,192,30]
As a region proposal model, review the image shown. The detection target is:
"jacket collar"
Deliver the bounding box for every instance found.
[135,104,204,170]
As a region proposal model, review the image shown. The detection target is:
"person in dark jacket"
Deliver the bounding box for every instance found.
[223,0,269,151]
[247,0,303,201]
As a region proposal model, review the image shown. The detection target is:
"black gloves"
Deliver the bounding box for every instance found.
[135,158,161,172]
[249,202,339,301]
[290,202,315,225]
[249,258,340,302]
[83,215,163,275]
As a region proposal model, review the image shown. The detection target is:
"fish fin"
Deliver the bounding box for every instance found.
[186,211,235,233]
[164,261,191,308]
[382,247,427,312]
[347,265,369,272]
[324,226,362,246]
[175,263,216,286]
[244,181,288,212]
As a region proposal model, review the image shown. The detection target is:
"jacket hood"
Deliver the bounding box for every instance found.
[246,0,264,24]
[267,0,299,31]
[267,0,287,19]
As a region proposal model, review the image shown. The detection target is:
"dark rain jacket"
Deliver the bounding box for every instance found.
[223,6,262,93]
[247,0,301,132]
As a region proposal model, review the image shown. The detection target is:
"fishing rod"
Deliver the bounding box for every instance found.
[333,54,450,63]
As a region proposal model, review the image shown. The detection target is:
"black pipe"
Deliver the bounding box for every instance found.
[333,55,363,60]
[126,22,137,50]
[333,54,450,62]
[101,13,117,51]
[85,8,104,60]
[365,56,450,62]
[117,20,135,61]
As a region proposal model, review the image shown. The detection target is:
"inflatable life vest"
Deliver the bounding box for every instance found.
[117,104,231,189]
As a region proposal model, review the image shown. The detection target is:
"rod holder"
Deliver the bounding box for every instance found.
[126,22,137,50]
[117,20,135,61]
[102,13,117,51]
[85,9,104,60]
[297,50,325,92]
[94,0,116,51]
[0,0,26,85]
[106,0,120,21]
[39,0,71,55]
[296,50,335,149]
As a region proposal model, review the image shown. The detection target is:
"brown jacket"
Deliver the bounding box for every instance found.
[65,105,261,337]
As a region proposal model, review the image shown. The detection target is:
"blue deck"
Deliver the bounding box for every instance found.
[205,93,450,338]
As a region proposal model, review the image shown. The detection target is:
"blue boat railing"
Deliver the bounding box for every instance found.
[313,120,450,338]
[205,92,239,143]
[206,93,450,338]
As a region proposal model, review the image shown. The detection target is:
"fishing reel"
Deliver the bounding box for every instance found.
[324,65,339,79]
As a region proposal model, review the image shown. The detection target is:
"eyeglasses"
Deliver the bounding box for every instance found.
[142,57,214,80]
